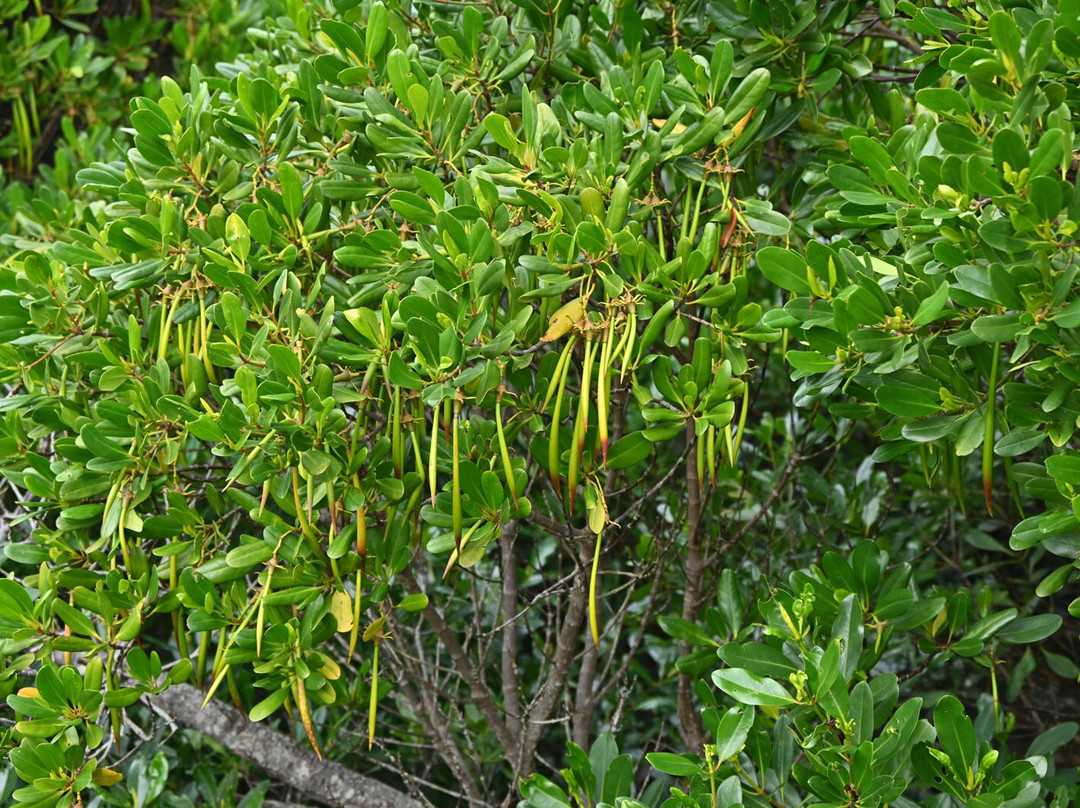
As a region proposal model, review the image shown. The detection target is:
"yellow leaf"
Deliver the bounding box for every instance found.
[92,768,124,787]
[363,614,389,642]
[330,590,354,633]
[653,117,687,135]
[317,654,342,681]
[16,687,39,698]
[725,107,756,145]
[541,297,588,343]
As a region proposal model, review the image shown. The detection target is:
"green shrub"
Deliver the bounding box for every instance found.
[0,0,256,246]
[2,1,1080,806]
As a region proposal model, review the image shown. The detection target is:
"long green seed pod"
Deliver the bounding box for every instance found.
[548,343,574,498]
[732,391,750,463]
[598,320,615,464]
[696,428,706,494]
[296,674,322,759]
[620,305,637,381]
[589,531,603,648]
[349,504,365,663]
[196,629,210,688]
[495,388,518,506]
[579,332,596,441]
[984,342,1001,515]
[452,395,463,552]
[428,399,440,506]
[541,334,578,413]
[368,640,380,750]
[409,421,424,487]
[568,336,595,514]
[567,409,583,516]
[392,383,403,477]
[171,556,188,662]
[706,424,716,489]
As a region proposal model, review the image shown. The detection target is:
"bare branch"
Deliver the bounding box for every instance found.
[151,685,421,808]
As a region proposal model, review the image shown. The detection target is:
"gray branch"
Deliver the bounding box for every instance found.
[152,684,421,808]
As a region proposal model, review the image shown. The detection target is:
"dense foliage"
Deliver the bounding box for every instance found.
[2,0,1080,807]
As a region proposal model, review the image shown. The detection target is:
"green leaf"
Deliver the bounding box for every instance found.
[718,642,798,679]
[875,386,940,417]
[714,706,754,761]
[225,541,274,569]
[934,694,975,776]
[756,247,813,295]
[971,313,1026,342]
[911,283,950,326]
[645,752,701,777]
[389,191,436,225]
[53,600,98,638]
[519,774,571,808]
[249,687,291,721]
[848,135,893,184]
[712,668,797,707]
[1046,454,1080,485]
[388,352,425,390]
[266,345,303,382]
[724,67,771,126]
[605,432,652,469]
[994,429,1045,457]
[995,614,1062,644]
[657,615,720,647]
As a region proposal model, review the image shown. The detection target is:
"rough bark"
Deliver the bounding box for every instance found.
[676,416,707,753]
[153,684,421,808]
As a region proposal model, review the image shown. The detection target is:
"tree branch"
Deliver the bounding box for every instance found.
[499,521,523,740]
[399,569,515,758]
[151,684,421,808]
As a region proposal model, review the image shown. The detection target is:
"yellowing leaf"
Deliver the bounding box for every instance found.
[725,107,756,144]
[869,256,898,276]
[330,590,354,633]
[541,297,588,342]
[16,687,39,698]
[92,768,124,786]
[588,502,606,535]
[318,654,342,680]
[363,614,389,642]
[653,118,687,134]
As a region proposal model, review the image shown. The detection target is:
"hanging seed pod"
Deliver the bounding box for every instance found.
[589,532,603,648]
[392,383,403,478]
[368,639,380,750]
[541,334,578,413]
[620,303,637,381]
[428,399,441,506]
[409,423,424,487]
[567,335,595,515]
[294,674,322,759]
[567,410,584,516]
[198,291,216,382]
[720,206,738,249]
[696,428,706,494]
[597,318,615,464]
[732,391,750,463]
[586,485,608,648]
[452,395,463,553]
[579,330,596,445]
[196,629,210,688]
[349,503,365,663]
[706,424,717,489]
[983,342,1001,516]
[495,387,518,506]
[548,342,575,498]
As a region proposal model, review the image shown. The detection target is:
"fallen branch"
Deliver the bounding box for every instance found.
[152,684,421,808]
